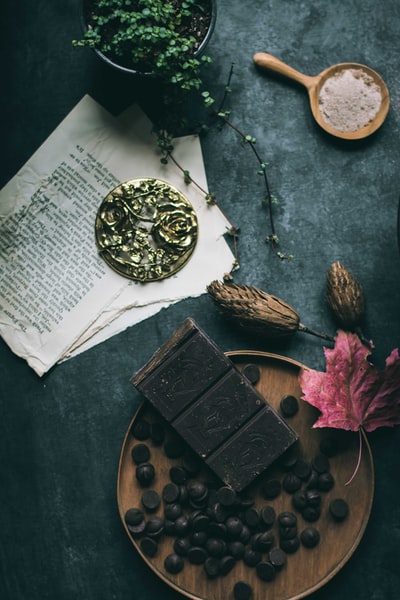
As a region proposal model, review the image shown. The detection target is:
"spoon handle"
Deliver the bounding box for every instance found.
[253,52,316,90]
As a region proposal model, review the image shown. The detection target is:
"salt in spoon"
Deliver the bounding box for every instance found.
[253,52,390,140]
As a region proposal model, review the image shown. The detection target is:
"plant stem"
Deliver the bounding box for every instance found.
[345,428,364,486]
[159,63,289,265]
[298,323,335,342]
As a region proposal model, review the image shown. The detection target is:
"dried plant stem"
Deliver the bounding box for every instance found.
[160,63,287,266]
[298,323,335,342]
[213,109,276,239]
[355,326,375,350]
[345,428,364,486]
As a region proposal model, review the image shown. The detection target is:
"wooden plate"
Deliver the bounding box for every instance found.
[117,351,374,600]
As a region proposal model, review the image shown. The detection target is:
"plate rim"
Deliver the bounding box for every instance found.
[117,350,375,600]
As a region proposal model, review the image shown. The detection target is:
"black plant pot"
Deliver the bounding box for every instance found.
[81,0,217,77]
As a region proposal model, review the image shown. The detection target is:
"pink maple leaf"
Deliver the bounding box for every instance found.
[298,330,400,433]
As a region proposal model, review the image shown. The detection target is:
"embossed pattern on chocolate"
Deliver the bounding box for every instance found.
[206,406,297,491]
[173,369,263,457]
[131,318,298,491]
[136,328,232,421]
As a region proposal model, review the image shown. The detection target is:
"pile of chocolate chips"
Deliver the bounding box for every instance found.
[125,390,349,598]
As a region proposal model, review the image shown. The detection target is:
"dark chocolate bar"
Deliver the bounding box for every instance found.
[131,318,298,491]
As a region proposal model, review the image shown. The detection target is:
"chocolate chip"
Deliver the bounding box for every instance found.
[173,536,191,556]
[292,490,308,511]
[243,507,261,530]
[164,519,176,536]
[317,472,335,492]
[329,498,349,521]
[205,537,227,557]
[256,560,276,581]
[279,537,299,554]
[312,453,330,473]
[243,548,262,567]
[252,531,274,552]
[140,536,158,557]
[178,485,189,505]
[225,516,243,539]
[269,546,287,567]
[305,470,319,490]
[282,472,302,493]
[191,530,208,547]
[135,462,155,487]
[188,480,208,502]
[124,507,145,527]
[279,394,299,418]
[242,364,261,385]
[125,508,146,537]
[293,458,312,480]
[279,448,298,470]
[169,465,188,485]
[162,482,180,504]
[131,443,151,465]
[207,521,227,539]
[190,511,210,532]
[304,490,321,507]
[302,505,321,522]
[228,541,245,559]
[173,515,190,536]
[217,485,237,507]
[164,553,184,574]
[261,478,282,499]
[278,511,297,528]
[187,545,208,565]
[219,555,236,575]
[204,556,220,578]
[141,489,161,512]
[164,502,182,521]
[132,418,151,440]
[236,493,255,509]
[300,527,320,548]
[279,526,297,540]
[145,516,165,538]
[233,581,253,600]
[208,501,228,524]
[260,505,276,529]
[239,525,252,544]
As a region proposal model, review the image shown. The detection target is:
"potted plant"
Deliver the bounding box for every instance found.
[73,0,216,119]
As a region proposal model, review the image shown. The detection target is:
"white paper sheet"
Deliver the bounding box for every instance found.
[0,96,234,375]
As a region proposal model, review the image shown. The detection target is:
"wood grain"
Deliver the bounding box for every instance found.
[117,352,374,600]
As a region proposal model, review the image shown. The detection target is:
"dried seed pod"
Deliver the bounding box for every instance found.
[326,262,365,329]
[207,281,333,342]
[207,280,299,337]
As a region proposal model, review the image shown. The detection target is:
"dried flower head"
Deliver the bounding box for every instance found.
[326,262,365,330]
[207,280,333,342]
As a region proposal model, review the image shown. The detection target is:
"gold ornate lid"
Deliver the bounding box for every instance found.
[95,178,198,282]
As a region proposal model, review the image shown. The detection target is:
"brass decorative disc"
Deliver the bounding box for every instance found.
[95,178,198,282]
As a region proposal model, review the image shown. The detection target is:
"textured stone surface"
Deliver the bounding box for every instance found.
[1,1,399,599]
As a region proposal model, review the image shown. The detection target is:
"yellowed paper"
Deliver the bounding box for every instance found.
[0,96,234,375]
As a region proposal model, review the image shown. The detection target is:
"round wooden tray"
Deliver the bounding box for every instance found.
[117,351,374,600]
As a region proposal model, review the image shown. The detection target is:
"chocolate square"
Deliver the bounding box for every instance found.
[131,318,298,491]
[133,325,231,421]
[206,405,298,492]
[173,369,264,457]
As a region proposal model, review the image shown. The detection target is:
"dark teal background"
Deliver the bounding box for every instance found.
[1,1,399,599]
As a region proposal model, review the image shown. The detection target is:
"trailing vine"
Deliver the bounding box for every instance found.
[157,63,293,271]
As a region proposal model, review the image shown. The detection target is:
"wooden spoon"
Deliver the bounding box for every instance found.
[253,52,390,140]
